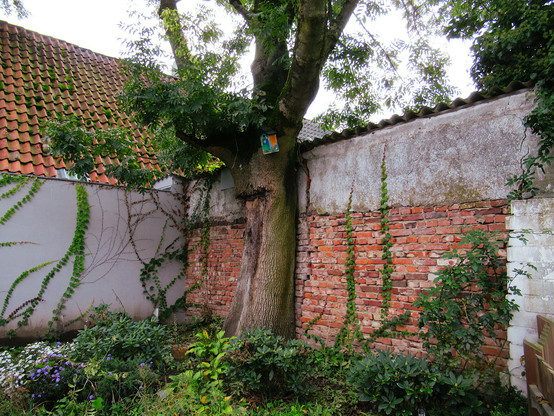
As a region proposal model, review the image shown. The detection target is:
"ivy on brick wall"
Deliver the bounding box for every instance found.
[310,146,409,352]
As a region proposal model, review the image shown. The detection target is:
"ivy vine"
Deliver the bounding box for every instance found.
[379,147,393,318]
[333,182,365,353]
[0,174,91,336]
[309,145,409,353]
[137,176,214,321]
[48,184,90,332]
[0,174,43,224]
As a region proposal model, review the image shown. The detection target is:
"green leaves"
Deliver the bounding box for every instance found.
[318,3,456,130]
[225,328,313,398]
[439,0,554,199]
[414,229,518,370]
[348,351,486,415]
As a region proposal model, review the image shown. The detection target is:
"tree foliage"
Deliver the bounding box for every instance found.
[0,0,27,18]
[45,0,457,186]
[438,0,554,199]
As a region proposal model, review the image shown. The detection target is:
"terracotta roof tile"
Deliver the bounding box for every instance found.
[33,163,44,176]
[0,20,158,184]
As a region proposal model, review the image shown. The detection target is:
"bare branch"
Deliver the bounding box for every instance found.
[354,12,399,75]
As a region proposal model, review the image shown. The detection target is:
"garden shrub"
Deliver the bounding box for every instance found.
[414,229,521,370]
[307,347,359,415]
[71,305,171,368]
[90,356,159,406]
[0,341,74,393]
[348,351,486,416]
[224,328,313,398]
[26,352,85,404]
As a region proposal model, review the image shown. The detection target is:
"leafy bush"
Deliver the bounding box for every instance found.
[348,351,486,416]
[486,385,527,416]
[225,328,313,398]
[71,305,171,368]
[0,341,74,393]
[414,229,521,369]
[184,330,231,393]
[26,352,85,404]
[89,356,159,407]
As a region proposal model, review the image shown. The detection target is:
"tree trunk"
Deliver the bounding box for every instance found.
[222,133,298,339]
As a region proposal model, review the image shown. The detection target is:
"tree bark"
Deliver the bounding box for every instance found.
[222,131,298,338]
[156,0,359,339]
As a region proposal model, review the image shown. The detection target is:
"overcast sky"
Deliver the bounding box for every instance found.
[0,0,476,120]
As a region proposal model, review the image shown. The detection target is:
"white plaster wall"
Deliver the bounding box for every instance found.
[187,169,242,223]
[506,198,554,392]
[0,176,184,339]
[300,90,551,214]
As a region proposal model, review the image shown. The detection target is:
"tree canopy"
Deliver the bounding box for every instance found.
[43,0,457,185]
[438,0,553,199]
[0,0,27,18]
[44,0,459,337]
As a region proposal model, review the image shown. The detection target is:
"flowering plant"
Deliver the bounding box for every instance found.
[26,352,86,404]
[0,341,75,393]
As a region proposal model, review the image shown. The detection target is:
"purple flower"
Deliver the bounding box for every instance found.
[89,395,94,400]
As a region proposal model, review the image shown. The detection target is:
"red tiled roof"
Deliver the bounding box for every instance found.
[0,20,157,184]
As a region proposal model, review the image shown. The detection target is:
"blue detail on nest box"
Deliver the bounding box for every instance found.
[261,132,279,154]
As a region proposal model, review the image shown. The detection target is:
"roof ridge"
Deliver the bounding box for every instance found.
[300,80,534,151]
[0,20,120,62]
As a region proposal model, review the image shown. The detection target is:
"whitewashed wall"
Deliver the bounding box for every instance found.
[0,176,184,340]
[507,198,554,392]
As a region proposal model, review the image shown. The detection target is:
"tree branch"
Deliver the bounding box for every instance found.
[158,0,190,72]
[174,129,236,163]
[278,0,328,122]
[323,0,359,58]
[354,12,399,75]
[228,0,253,24]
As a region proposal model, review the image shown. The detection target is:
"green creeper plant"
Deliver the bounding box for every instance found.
[48,184,90,333]
[137,176,214,321]
[414,229,524,370]
[328,146,410,353]
[0,174,43,225]
[0,175,91,335]
[333,182,364,353]
[379,146,393,318]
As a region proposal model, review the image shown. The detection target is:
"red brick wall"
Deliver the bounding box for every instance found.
[184,200,509,365]
[295,200,509,364]
[185,220,244,317]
